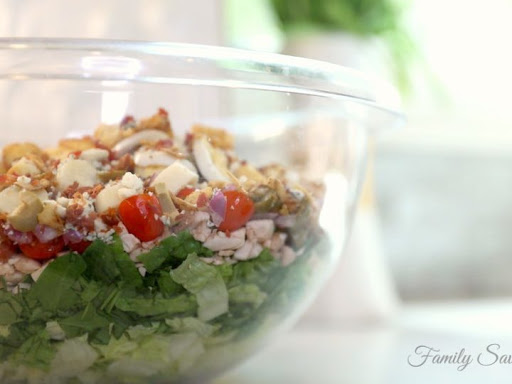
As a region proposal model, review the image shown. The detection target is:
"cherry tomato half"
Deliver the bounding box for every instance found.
[68,240,92,254]
[176,187,195,200]
[118,194,164,242]
[19,236,65,260]
[218,190,255,232]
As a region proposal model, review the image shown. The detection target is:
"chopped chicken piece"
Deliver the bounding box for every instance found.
[246,220,275,242]
[203,228,246,251]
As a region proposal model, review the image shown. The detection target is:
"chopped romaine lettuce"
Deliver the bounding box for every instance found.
[171,254,228,321]
[0,230,317,383]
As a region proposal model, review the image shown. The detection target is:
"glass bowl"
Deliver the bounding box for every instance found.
[0,39,403,384]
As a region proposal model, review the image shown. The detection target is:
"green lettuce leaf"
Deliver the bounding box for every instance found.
[11,330,55,370]
[138,231,213,272]
[115,294,197,317]
[49,336,98,378]
[165,317,219,337]
[228,284,267,308]
[28,252,86,312]
[171,254,228,321]
[83,236,142,288]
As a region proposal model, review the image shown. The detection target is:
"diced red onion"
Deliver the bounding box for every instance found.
[274,214,297,228]
[251,212,279,221]
[34,224,61,243]
[209,190,227,227]
[63,229,84,245]
[5,228,33,244]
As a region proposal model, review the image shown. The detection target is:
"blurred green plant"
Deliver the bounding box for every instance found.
[270,0,417,94]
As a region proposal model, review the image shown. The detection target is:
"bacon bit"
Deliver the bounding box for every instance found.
[120,115,135,127]
[61,182,80,198]
[196,193,209,208]
[48,158,61,170]
[112,154,135,172]
[155,139,174,149]
[66,203,84,223]
[71,184,104,199]
[0,174,18,189]
[100,208,120,226]
[87,184,104,198]
[69,150,82,158]
[66,205,96,231]
[158,108,169,117]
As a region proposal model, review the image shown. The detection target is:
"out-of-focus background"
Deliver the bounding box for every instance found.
[3,1,512,382]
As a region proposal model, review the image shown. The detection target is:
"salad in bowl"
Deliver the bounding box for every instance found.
[0,109,325,383]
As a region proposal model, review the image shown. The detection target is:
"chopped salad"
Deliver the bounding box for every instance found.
[0,109,324,383]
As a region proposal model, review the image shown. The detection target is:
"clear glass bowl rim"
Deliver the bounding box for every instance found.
[0,38,404,122]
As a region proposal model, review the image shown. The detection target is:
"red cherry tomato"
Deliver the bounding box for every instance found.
[118,194,164,242]
[218,190,255,232]
[176,187,195,200]
[19,237,65,260]
[68,240,92,254]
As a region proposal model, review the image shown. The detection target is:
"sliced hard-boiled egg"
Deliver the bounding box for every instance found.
[192,136,230,183]
[113,130,170,156]
[134,149,176,168]
[55,159,99,191]
[150,160,199,194]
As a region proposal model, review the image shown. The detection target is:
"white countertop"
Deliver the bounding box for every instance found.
[215,300,512,384]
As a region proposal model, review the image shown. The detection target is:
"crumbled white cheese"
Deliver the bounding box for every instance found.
[16,175,32,184]
[121,172,143,192]
[94,218,108,232]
